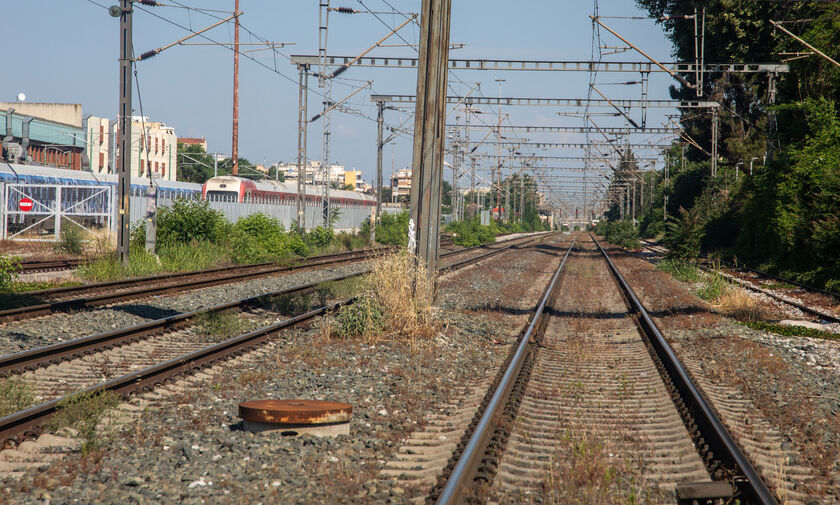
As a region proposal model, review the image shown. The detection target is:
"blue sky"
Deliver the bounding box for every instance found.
[3,1,681,207]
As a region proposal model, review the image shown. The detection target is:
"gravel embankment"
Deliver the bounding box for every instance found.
[1,237,569,504]
[0,263,371,356]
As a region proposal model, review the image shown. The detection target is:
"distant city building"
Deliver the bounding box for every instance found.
[85,116,112,174]
[390,168,412,201]
[178,137,208,151]
[0,102,82,128]
[0,104,86,170]
[114,116,178,181]
[278,161,370,192]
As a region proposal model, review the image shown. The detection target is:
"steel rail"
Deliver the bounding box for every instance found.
[0,234,548,376]
[643,240,840,323]
[435,234,577,505]
[0,248,386,323]
[19,258,86,274]
[0,273,356,377]
[0,297,355,447]
[0,235,551,446]
[593,235,779,505]
[439,233,551,271]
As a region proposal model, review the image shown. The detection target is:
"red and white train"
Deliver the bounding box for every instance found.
[201,175,375,208]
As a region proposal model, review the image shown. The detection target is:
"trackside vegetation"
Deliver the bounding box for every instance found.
[594,2,840,293]
[80,199,371,281]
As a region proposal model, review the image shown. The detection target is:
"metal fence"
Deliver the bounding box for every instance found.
[3,182,402,241]
[2,182,112,241]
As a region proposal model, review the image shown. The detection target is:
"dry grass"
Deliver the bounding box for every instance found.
[336,250,437,346]
[87,229,116,256]
[714,287,768,322]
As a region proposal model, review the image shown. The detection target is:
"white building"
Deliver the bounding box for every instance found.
[85,116,112,173]
[112,116,178,181]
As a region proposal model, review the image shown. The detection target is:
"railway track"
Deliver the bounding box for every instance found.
[639,239,840,325]
[1,234,547,324]
[424,234,784,505]
[19,258,87,274]
[0,232,552,451]
[1,248,385,323]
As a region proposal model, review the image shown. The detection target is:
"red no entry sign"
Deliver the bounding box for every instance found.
[18,198,34,212]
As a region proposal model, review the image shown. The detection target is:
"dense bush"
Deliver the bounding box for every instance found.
[445,219,496,247]
[230,212,308,262]
[133,198,229,248]
[595,219,640,250]
[307,226,334,249]
[664,206,704,262]
[367,211,409,247]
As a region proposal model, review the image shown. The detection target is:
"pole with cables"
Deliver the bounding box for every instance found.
[116,0,133,265]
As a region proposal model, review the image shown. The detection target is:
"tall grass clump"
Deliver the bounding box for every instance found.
[656,259,700,283]
[696,270,728,301]
[714,288,767,322]
[337,249,436,345]
[54,224,86,255]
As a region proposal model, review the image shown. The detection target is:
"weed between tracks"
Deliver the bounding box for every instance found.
[47,390,121,456]
[0,376,36,417]
[194,310,250,342]
[539,429,655,505]
[331,250,437,347]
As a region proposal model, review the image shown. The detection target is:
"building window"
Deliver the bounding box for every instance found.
[99,125,104,144]
[99,152,104,169]
[162,162,166,177]
[155,161,159,172]
[162,138,165,152]
[155,137,159,154]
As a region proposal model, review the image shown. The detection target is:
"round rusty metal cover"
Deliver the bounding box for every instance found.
[239,399,352,425]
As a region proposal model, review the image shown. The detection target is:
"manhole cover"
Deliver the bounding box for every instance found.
[239,399,352,425]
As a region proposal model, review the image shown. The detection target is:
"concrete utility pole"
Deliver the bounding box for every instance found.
[231,0,240,175]
[408,0,452,276]
[116,0,133,265]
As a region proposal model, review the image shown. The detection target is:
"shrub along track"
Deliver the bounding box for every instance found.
[639,239,840,326]
[0,232,553,466]
[421,234,805,505]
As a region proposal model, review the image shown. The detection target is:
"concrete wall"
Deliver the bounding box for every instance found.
[0,102,82,127]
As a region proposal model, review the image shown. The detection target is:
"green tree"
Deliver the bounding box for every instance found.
[177,144,216,183]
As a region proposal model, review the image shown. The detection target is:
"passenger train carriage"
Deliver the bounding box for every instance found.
[202,175,376,208]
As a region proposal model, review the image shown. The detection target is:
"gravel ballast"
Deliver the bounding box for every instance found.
[1,236,569,504]
[0,263,371,356]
